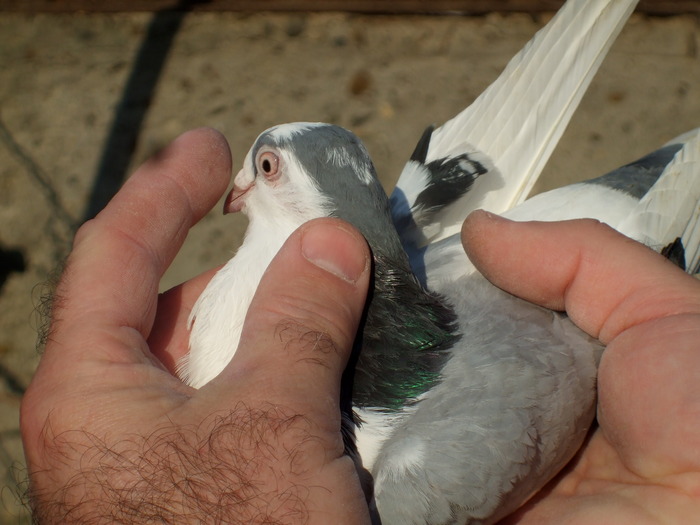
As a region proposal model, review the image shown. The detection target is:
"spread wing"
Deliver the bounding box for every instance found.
[390,0,640,254]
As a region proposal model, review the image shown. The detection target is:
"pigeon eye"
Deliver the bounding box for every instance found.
[256,150,280,180]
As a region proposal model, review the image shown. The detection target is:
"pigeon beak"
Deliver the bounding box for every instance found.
[224,169,253,214]
[223,185,249,214]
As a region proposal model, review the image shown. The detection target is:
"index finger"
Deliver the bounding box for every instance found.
[52,128,231,348]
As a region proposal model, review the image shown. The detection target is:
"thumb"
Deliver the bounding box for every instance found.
[215,218,371,423]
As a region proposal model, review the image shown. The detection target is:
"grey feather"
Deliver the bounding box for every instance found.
[372,278,601,525]
[584,143,683,198]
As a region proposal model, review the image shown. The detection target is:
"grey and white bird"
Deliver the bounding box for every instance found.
[183,120,699,524]
[176,1,700,524]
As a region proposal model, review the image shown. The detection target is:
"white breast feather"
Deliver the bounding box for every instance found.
[180,152,332,388]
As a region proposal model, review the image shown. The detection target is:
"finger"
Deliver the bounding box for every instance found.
[23,129,231,449]
[461,210,700,343]
[208,218,370,427]
[50,128,231,356]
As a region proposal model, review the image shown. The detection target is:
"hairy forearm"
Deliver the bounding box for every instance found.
[27,406,313,525]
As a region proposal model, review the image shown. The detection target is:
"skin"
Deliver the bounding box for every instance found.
[20,129,700,524]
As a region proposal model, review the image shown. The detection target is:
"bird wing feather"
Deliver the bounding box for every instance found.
[617,129,700,272]
[391,0,639,248]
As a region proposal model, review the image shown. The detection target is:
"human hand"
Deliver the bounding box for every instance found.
[20,128,372,525]
[462,210,700,524]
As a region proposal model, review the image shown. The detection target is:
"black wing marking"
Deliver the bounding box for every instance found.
[661,237,686,271]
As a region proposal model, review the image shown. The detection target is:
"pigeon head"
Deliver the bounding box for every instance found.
[225,122,406,261]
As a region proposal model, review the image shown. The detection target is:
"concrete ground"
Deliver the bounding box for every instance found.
[0,9,698,523]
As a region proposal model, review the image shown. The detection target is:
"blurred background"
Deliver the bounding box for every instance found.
[1,1,699,522]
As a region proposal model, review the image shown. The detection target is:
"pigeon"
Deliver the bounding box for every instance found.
[178,0,664,523]
[183,120,700,524]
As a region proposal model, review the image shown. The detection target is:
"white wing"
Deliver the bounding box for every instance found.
[391,0,639,248]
